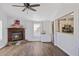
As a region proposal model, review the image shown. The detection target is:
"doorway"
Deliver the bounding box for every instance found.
[33,23,41,41]
[52,21,54,44]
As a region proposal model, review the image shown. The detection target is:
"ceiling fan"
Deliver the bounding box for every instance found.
[12,3,40,12]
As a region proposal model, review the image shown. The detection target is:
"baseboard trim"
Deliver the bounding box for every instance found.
[55,45,69,56]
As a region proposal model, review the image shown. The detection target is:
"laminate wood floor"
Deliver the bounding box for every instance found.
[0,41,68,56]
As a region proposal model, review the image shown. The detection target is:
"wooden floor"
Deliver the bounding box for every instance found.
[0,41,68,56]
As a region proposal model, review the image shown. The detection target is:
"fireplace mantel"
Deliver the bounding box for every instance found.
[8,28,25,42]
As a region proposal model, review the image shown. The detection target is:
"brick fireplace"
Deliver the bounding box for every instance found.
[8,20,25,42]
[8,28,25,42]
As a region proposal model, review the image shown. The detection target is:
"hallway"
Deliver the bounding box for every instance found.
[0,41,68,56]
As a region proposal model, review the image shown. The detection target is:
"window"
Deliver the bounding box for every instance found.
[34,23,41,35]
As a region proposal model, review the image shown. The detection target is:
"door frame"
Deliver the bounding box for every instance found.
[52,21,54,45]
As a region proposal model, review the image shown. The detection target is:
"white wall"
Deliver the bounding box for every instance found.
[41,21,52,35]
[54,4,79,56]
[0,20,2,41]
[0,10,7,48]
[55,32,75,55]
[40,21,52,42]
[74,9,79,56]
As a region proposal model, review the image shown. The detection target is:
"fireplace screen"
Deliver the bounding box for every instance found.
[12,32,23,41]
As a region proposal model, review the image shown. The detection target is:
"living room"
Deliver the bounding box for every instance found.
[0,3,79,56]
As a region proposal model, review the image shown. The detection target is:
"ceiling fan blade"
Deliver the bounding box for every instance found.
[30,4,40,7]
[12,5,25,7]
[29,7,37,11]
[22,8,26,12]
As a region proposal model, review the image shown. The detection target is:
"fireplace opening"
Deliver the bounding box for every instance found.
[12,32,23,41]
